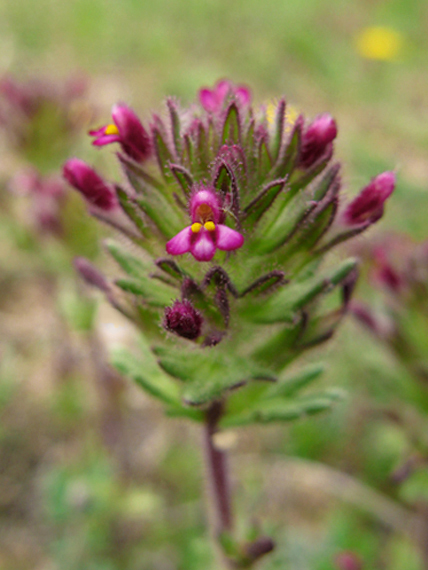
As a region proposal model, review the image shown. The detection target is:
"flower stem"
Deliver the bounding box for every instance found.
[203,400,234,567]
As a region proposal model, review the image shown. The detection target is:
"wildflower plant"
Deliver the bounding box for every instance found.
[64,80,395,567]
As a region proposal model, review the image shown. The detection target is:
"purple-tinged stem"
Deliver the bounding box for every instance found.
[203,401,233,566]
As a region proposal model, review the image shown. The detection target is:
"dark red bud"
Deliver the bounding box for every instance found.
[343,171,395,226]
[63,158,118,211]
[164,300,203,340]
[299,114,337,168]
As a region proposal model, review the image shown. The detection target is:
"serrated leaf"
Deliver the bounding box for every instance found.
[154,346,276,406]
[111,342,180,405]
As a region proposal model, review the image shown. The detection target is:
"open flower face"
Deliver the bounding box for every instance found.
[166,187,244,262]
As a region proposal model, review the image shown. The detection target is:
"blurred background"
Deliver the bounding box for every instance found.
[1,0,428,568]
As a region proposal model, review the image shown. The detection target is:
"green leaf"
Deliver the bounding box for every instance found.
[116,186,150,238]
[271,98,286,163]
[222,103,241,144]
[167,97,181,156]
[253,193,316,255]
[115,277,176,307]
[266,363,325,398]
[111,341,180,405]
[169,163,193,197]
[271,115,303,179]
[153,123,174,180]
[154,346,276,406]
[117,152,164,191]
[105,240,152,279]
[135,192,185,239]
[243,178,288,226]
[247,258,358,323]
[221,392,338,428]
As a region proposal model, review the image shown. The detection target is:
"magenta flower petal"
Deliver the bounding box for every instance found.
[111,103,152,162]
[235,86,251,106]
[191,230,216,261]
[199,88,218,112]
[166,227,193,255]
[215,80,231,101]
[216,224,244,251]
[299,114,337,168]
[88,126,107,137]
[63,158,118,211]
[92,134,121,146]
[343,171,395,226]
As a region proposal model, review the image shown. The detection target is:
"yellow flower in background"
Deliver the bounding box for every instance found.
[355,26,404,61]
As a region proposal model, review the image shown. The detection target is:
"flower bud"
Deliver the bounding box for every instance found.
[90,103,151,163]
[163,300,203,340]
[299,114,337,168]
[343,171,395,226]
[73,257,109,292]
[63,158,118,211]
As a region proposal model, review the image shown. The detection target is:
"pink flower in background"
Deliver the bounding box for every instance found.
[63,158,118,211]
[166,186,244,262]
[90,103,151,162]
[343,171,395,225]
[199,79,251,113]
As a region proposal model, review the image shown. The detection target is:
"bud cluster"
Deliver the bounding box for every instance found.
[65,80,395,413]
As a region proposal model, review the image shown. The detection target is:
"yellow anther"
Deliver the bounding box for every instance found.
[204,221,216,232]
[191,222,202,233]
[105,123,120,135]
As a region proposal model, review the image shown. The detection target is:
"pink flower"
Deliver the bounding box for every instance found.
[199,80,251,113]
[299,114,337,168]
[166,187,244,262]
[63,158,118,211]
[343,171,395,226]
[89,103,151,162]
